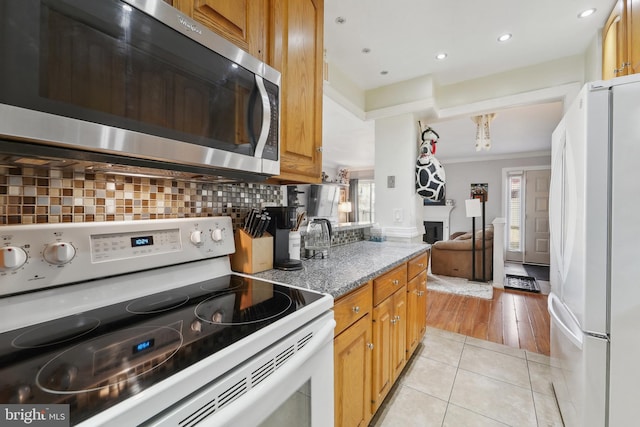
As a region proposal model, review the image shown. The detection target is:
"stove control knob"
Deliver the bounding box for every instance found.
[211,228,223,242]
[190,230,203,245]
[0,246,28,272]
[43,242,76,265]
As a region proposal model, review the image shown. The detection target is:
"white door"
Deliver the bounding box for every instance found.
[524,169,550,265]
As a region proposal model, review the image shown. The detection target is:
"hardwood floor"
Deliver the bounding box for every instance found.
[425,288,551,356]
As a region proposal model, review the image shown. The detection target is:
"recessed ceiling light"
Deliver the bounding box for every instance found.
[362,48,371,54]
[497,33,512,42]
[578,8,596,18]
[335,16,346,24]
[435,53,447,60]
[380,70,389,75]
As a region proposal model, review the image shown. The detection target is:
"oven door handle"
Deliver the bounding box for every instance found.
[211,317,336,427]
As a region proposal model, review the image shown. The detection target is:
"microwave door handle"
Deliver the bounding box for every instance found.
[253,75,271,158]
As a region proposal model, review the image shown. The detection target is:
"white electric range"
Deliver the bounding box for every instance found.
[0,217,334,426]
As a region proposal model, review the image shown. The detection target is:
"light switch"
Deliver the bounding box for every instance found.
[387,176,395,188]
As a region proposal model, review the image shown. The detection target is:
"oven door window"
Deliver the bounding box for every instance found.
[260,381,311,427]
[0,0,278,159]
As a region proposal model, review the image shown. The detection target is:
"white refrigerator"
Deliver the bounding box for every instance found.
[548,74,640,427]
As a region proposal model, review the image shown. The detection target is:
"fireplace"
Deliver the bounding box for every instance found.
[423,221,444,243]
[423,204,454,242]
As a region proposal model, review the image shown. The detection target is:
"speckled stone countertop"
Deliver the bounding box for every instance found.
[252,240,430,299]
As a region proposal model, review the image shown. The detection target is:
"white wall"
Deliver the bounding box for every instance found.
[374,114,422,240]
[438,154,551,234]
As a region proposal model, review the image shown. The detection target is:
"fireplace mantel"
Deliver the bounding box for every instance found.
[423,205,455,241]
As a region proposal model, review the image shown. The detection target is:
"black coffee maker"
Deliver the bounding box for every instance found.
[265,206,303,271]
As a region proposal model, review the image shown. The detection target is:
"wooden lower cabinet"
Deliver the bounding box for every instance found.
[371,286,406,413]
[406,269,428,356]
[334,252,429,426]
[334,314,373,427]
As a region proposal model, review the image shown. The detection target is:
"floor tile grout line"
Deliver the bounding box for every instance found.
[526,357,542,427]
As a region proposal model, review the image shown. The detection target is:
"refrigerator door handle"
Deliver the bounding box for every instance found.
[548,292,583,350]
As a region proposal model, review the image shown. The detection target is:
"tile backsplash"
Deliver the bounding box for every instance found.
[0,166,283,229]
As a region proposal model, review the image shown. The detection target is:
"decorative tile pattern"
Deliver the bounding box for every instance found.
[331,228,366,246]
[0,166,282,230]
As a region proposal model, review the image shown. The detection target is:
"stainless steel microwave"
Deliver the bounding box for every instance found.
[0,0,280,181]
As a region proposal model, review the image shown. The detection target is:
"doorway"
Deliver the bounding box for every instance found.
[505,168,550,265]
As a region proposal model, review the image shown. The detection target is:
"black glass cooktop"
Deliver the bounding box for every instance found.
[0,275,323,425]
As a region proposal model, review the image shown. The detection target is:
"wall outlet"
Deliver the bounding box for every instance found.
[387,176,395,188]
[393,208,403,223]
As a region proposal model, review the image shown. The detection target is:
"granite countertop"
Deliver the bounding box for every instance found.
[252,240,431,299]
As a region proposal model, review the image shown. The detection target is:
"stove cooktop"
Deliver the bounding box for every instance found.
[0,274,324,425]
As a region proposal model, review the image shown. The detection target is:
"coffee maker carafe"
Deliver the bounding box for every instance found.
[265,207,303,270]
[305,218,332,259]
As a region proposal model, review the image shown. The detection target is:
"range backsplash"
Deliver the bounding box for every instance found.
[0,166,282,229]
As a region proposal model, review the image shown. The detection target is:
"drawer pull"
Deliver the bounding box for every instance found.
[390,318,397,325]
[417,263,424,267]
[417,291,425,297]
[352,306,360,314]
[392,279,399,285]
[367,343,374,350]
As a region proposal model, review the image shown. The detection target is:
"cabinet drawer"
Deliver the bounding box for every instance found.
[373,264,407,306]
[407,252,429,279]
[334,282,373,336]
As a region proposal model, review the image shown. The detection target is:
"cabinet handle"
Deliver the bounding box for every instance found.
[615,62,631,74]
[390,318,397,325]
[367,343,374,350]
[417,263,424,267]
[352,306,360,314]
[395,315,401,321]
[392,279,399,285]
[417,291,425,297]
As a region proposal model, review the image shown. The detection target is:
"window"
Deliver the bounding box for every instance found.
[508,173,523,251]
[357,180,375,222]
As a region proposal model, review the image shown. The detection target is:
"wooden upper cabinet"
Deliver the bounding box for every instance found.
[603,0,627,79]
[270,0,324,183]
[603,0,640,79]
[628,0,640,75]
[173,0,268,61]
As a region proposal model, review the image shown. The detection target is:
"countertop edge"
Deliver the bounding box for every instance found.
[250,241,431,300]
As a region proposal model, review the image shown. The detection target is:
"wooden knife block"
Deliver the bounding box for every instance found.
[230,228,273,274]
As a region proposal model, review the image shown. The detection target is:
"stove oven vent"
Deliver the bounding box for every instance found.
[178,331,315,426]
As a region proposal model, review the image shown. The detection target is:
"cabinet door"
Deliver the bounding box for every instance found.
[628,0,640,75]
[406,275,419,357]
[416,270,428,340]
[603,0,628,79]
[371,296,393,413]
[334,314,373,427]
[271,0,324,183]
[174,0,268,60]
[391,288,407,382]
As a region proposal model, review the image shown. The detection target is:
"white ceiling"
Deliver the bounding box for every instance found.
[321,0,616,170]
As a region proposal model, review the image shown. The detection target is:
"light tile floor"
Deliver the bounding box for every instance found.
[370,327,564,427]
